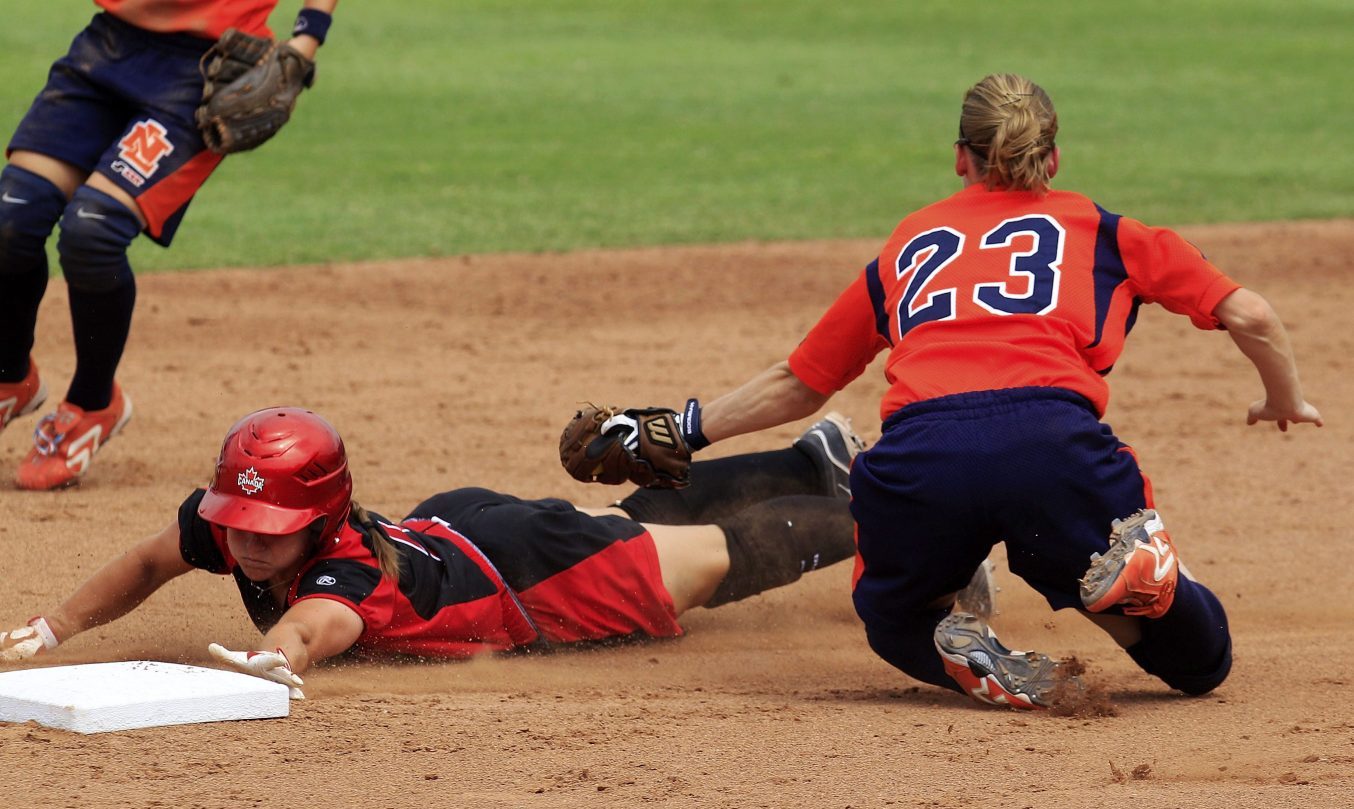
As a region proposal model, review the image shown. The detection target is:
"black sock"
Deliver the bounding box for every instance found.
[705,494,855,607]
[617,447,821,525]
[0,270,48,381]
[65,279,136,411]
[0,164,62,381]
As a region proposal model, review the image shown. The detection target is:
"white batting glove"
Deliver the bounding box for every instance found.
[602,409,698,455]
[208,642,305,700]
[599,412,641,452]
[0,617,60,662]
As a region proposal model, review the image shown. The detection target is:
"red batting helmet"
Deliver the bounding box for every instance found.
[198,407,352,538]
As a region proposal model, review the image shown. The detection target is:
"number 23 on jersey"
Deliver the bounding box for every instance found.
[892,214,1065,341]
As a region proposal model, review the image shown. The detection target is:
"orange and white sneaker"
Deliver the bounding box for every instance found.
[0,358,47,434]
[16,384,133,490]
[934,612,1064,710]
[1079,508,1179,619]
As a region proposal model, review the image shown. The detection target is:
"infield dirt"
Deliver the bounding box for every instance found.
[3,221,1352,808]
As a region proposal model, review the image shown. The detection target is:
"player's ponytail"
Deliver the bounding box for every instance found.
[958,74,1058,194]
[351,502,403,585]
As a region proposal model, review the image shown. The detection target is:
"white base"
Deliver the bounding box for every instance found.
[0,661,289,734]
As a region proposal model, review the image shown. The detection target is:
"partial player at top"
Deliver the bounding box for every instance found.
[0,0,338,490]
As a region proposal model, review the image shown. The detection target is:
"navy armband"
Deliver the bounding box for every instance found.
[680,398,711,451]
[293,8,333,45]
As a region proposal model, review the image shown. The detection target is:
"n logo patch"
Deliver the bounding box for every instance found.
[117,120,175,178]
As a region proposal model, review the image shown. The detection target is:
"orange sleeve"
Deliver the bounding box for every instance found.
[787,269,890,395]
[1118,218,1241,330]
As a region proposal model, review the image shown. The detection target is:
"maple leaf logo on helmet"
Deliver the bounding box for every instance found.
[237,467,265,495]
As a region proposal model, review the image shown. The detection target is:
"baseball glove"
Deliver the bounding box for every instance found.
[560,405,692,489]
[195,29,316,154]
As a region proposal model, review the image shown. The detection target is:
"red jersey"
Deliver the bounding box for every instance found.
[95,0,275,39]
[789,185,1240,419]
[178,491,540,658]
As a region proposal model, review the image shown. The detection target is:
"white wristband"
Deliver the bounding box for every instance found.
[27,616,60,650]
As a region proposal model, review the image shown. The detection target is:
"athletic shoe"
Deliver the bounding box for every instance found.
[934,612,1063,710]
[0,358,47,434]
[16,384,133,491]
[956,558,998,621]
[1079,508,1178,619]
[793,412,867,498]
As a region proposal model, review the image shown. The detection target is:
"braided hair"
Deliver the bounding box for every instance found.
[957,74,1059,194]
[349,502,403,584]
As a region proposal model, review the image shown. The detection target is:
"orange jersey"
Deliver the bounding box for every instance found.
[789,185,1240,419]
[95,0,275,39]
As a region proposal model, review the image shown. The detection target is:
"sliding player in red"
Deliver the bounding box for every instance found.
[1,406,866,696]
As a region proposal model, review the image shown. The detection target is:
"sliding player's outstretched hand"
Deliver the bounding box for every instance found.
[208,642,305,699]
[0,618,59,661]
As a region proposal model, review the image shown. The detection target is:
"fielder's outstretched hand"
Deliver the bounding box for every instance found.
[0,618,60,662]
[1246,398,1324,432]
[560,405,692,488]
[208,642,305,699]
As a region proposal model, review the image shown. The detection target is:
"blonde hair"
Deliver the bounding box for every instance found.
[350,502,403,584]
[958,74,1059,194]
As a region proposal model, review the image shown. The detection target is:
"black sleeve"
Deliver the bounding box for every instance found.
[178,489,229,573]
[294,558,382,606]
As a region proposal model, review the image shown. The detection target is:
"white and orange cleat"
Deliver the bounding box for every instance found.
[1080,509,1179,619]
[16,383,133,490]
[934,612,1064,710]
[0,357,47,434]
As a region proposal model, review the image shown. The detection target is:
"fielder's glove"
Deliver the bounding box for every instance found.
[0,617,60,662]
[560,405,692,489]
[195,29,316,154]
[208,642,306,700]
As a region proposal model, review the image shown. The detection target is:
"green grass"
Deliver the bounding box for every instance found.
[2,0,1350,270]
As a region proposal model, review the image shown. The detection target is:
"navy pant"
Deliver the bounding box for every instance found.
[8,12,223,244]
[851,387,1230,693]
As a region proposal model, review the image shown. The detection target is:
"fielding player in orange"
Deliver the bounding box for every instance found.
[0,0,338,489]
[0,407,865,696]
[579,74,1322,708]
